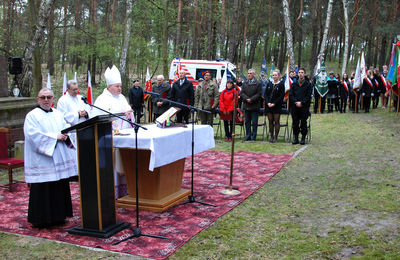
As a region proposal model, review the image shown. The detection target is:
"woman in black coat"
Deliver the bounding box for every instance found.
[263,70,285,143]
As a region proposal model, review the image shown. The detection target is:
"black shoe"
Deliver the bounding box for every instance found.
[292,136,299,145]
[300,136,306,145]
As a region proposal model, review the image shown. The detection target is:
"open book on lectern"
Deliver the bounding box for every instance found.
[155,107,180,128]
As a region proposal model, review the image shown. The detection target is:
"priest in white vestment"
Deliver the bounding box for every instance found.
[93,65,133,198]
[57,79,91,126]
[57,80,92,153]
[24,88,78,228]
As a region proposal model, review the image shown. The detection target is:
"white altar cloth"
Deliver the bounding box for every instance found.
[113,124,215,171]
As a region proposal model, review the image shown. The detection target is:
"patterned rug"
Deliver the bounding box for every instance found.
[0,150,293,259]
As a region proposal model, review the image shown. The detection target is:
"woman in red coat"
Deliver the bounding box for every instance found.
[219,80,239,141]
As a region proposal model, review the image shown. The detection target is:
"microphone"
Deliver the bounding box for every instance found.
[81,96,88,104]
[144,90,160,96]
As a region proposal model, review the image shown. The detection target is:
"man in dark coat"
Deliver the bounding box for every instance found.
[240,69,262,141]
[152,75,170,120]
[289,68,312,145]
[169,71,194,123]
[129,80,144,123]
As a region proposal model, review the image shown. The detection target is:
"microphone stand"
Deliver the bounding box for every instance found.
[145,91,217,207]
[81,98,167,243]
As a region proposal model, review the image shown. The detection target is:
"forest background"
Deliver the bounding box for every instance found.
[1,0,399,97]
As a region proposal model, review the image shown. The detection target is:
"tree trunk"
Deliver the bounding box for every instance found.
[19,0,55,97]
[73,0,82,70]
[191,0,198,59]
[315,0,334,74]
[227,0,239,63]
[175,0,183,56]
[111,0,117,32]
[120,0,133,87]
[206,0,213,60]
[47,2,55,75]
[89,0,98,84]
[61,1,67,70]
[240,0,249,72]
[220,0,226,58]
[263,0,272,60]
[2,0,16,56]
[341,0,349,75]
[282,0,295,71]
[309,0,318,72]
[162,0,169,76]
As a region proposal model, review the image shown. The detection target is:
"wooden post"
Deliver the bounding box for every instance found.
[318,96,321,114]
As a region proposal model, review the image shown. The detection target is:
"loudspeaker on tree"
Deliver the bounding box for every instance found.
[8,57,23,75]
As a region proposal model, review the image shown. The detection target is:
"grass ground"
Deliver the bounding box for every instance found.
[1,107,400,259]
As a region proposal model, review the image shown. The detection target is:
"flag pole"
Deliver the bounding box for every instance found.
[221,91,240,196]
[355,92,358,113]
[318,96,321,114]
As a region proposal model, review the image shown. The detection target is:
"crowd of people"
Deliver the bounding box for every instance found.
[23,63,397,228]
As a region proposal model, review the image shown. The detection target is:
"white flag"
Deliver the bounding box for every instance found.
[354,57,361,90]
[62,72,67,95]
[46,73,51,89]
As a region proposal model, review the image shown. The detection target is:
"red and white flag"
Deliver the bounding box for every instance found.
[284,57,292,99]
[144,67,152,101]
[87,71,93,105]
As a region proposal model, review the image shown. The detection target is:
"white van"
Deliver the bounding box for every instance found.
[168,59,237,90]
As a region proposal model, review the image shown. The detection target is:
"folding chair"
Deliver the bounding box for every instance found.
[289,110,312,144]
[213,109,222,138]
[0,127,24,192]
[266,105,290,142]
[279,107,290,142]
[257,98,267,141]
[234,108,245,138]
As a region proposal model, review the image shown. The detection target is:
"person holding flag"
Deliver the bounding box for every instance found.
[360,70,374,113]
[289,68,312,145]
[313,56,328,114]
[339,73,350,113]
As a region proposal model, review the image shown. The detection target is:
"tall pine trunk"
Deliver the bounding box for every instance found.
[282,0,295,71]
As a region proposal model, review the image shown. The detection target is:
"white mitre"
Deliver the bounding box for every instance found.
[104,65,122,86]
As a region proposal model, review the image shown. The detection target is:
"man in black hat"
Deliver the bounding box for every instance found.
[129,80,144,123]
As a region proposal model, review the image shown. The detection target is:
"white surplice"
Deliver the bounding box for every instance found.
[93,88,133,130]
[93,88,134,196]
[24,107,78,183]
[57,93,92,150]
[57,92,92,126]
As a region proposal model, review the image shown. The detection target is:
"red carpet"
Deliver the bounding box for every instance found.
[0,150,292,259]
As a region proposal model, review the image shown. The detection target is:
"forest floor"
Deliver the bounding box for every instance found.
[1,107,400,259]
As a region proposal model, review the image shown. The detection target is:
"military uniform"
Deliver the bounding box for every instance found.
[195,80,219,126]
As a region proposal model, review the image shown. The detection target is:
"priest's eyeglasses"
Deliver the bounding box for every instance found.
[38,95,54,100]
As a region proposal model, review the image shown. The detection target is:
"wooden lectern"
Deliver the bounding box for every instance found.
[62,115,129,238]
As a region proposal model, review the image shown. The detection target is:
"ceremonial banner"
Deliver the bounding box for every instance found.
[144,67,152,101]
[354,57,361,90]
[269,63,275,81]
[387,42,400,96]
[260,57,269,87]
[315,57,328,97]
